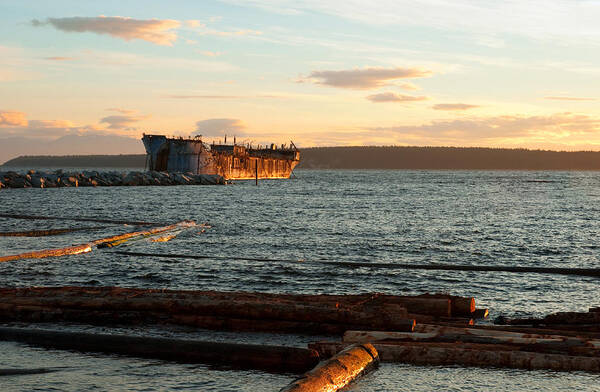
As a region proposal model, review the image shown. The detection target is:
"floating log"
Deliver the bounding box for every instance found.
[0,327,319,373]
[343,328,600,351]
[0,287,415,334]
[309,341,600,373]
[0,221,196,262]
[112,251,600,278]
[472,308,489,319]
[0,213,157,226]
[590,307,600,313]
[331,261,600,278]
[0,244,92,263]
[93,221,196,248]
[0,227,105,237]
[506,311,600,326]
[280,343,378,392]
[0,368,62,376]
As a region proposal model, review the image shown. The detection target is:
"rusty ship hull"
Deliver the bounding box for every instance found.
[142,135,300,180]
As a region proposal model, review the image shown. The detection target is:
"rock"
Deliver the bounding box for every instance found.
[30,177,45,188]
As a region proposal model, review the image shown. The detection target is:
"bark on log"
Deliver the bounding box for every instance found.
[0,244,92,263]
[472,308,489,319]
[309,341,600,373]
[343,329,600,351]
[0,327,319,373]
[280,343,378,392]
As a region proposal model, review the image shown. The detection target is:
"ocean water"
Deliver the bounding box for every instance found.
[1,169,600,391]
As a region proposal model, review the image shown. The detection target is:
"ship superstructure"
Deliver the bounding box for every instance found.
[142,134,300,180]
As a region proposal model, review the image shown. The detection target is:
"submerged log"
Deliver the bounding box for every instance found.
[0,327,319,374]
[309,341,600,373]
[280,343,378,392]
[0,368,62,376]
[0,213,157,226]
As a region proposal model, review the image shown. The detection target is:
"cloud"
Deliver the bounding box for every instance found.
[194,118,246,137]
[198,50,223,57]
[106,108,137,114]
[100,113,149,130]
[31,16,181,45]
[197,29,262,37]
[432,103,481,111]
[0,111,28,127]
[186,20,205,28]
[544,96,596,101]
[366,92,429,103]
[398,83,420,91]
[231,1,600,45]
[368,113,600,142]
[166,94,286,99]
[299,66,432,89]
[43,56,74,61]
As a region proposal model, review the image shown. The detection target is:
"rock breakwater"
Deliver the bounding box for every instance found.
[0,170,226,189]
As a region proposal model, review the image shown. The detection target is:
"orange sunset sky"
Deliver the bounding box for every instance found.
[1,1,599,162]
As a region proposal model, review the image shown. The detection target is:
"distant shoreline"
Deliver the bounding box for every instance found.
[3,146,600,170]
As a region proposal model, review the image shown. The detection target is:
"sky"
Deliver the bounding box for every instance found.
[1,0,600,161]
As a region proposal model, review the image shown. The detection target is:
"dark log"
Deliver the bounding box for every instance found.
[0,227,104,237]
[0,213,157,226]
[309,341,600,373]
[280,343,378,392]
[0,368,62,376]
[0,327,319,374]
[472,308,489,319]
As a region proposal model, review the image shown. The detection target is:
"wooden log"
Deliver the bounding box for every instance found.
[468,324,600,339]
[280,343,378,392]
[0,368,62,376]
[472,308,489,319]
[343,329,600,350]
[0,327,319,373]
[414,294,475,316]
[590,307,600,313]
[0,296,411,331]
[0,227,104,237]
[0,244,92,263]
[309,341,600,373]
[0,213,157,226]
[93,221,196,248]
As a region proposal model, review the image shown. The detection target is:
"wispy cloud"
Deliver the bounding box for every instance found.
[166,94,285,99]
[231,1,600,45]
[199,28,262,36]
[299,66,432,89]
[106,108,137,114]
[198,50,223,57]
[0,111,28,127]
[366,92,429,103]
[31,16,181,45]
[432,103,480,111]
[194,118,246,137]
[369,113,600,141]
[100,110,149,130]
[43,56,75,61]
[544,96,596,101]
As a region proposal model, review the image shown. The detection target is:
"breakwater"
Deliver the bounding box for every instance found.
[0,170,226,188]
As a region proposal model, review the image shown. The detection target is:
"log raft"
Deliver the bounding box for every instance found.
[0,327,319,374]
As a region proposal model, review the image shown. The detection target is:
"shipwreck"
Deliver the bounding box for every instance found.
[142,134,300,180]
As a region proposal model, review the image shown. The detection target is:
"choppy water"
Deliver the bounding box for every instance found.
[1,169,600,391]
